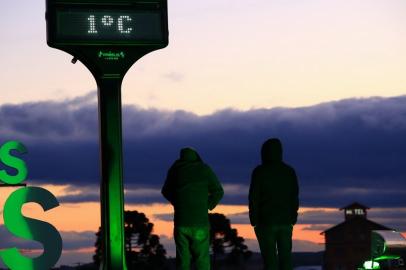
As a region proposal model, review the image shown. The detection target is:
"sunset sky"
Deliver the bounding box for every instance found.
[1,0,406,267]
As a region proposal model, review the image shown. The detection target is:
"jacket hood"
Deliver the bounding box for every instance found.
[261,138,283,164]
[179,147,202,162]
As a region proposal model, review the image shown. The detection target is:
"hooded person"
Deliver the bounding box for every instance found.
[249,138,299,270]
[162,147,224,270]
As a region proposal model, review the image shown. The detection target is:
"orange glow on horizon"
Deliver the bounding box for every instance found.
[0,188,339,245]
[2,185,405,252]
[128,204,332,244]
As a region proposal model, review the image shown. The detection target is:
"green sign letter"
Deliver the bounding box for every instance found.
[0,187,62,270]
[0,141,28,184]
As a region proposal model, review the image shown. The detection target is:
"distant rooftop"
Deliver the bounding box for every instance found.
[339,202,370,211]
[340,202,370,221]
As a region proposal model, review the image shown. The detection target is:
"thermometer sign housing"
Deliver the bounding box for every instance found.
[46,0,168,77]
[47,0,168,46]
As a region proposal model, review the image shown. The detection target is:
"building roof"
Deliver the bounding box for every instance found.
[321,216,392,235]
[339,202,370,211]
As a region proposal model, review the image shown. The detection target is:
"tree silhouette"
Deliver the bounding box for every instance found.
[209,213,252,269]
[94,210,167,270]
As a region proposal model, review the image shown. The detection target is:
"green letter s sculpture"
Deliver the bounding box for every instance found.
[0,141,28,184]
[0,187,63,270]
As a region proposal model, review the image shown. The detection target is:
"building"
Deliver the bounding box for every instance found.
[322,202,392,270]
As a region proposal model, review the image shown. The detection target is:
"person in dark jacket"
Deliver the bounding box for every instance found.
[249,138,299,270]
[162,147,224,270]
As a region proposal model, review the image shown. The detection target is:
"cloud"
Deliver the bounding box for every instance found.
[301,224,332,231]
[0,226,96,267]
[153,205,406,233]
[175,207,406,233]
[224,211,250,225]
[162,72,184,82]
[134,234,323,257]
[0,225,42,250]
[0,226,95,251]
[369,208,406,231]
[297,208,406,232]
[298,210,342,225]
[236,238,323,253]
[153,213,173,222]
[155,231,323,257]
[60,231,96,250]
[55,184,168,204]
[1,94,406,209]
[292,240,324,252]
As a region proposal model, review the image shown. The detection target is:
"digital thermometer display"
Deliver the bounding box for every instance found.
[56,9,163,42]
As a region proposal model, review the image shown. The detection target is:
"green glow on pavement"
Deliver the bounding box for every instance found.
[363,261,380,270]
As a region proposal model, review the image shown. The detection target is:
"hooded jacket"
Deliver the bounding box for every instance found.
[162,148,224,227]
[249,139,299,226]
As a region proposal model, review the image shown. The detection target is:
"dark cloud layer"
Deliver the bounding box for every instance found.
[1,94,406,208]
[0,226,95,251]
[154,207,406,232]
[0,226,96,268]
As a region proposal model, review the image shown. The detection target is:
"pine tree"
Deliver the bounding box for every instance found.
[209,213,252,269]
[94,210,167,269]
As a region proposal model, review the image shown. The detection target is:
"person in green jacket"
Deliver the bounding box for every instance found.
[249,138,299,270]
[162,147,224,270]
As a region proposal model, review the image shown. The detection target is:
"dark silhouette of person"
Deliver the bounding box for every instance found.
[162,147,224,270]
[249,138,299,270]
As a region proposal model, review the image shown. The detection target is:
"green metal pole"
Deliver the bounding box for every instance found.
[97,77,128,270]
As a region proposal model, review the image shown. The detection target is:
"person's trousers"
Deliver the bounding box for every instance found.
[174,226,210,270]
[254,224,293,270]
